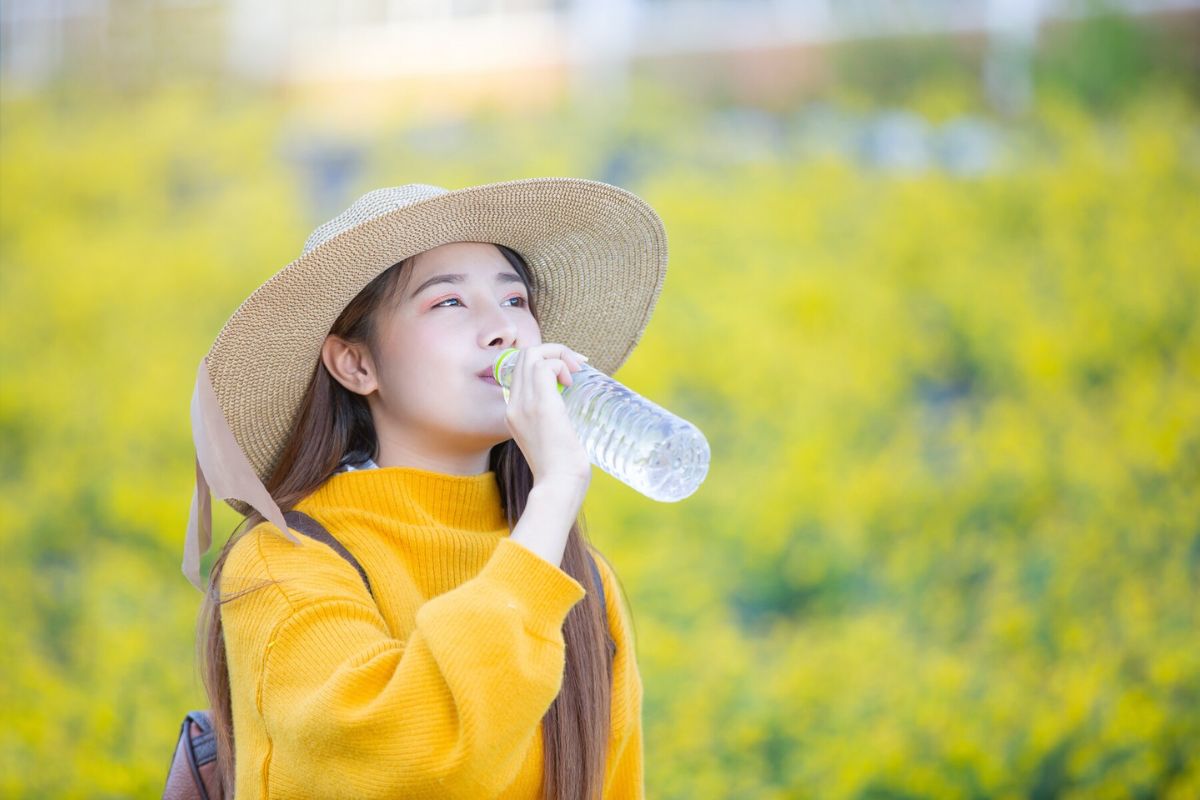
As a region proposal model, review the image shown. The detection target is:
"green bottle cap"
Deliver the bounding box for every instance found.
[493,348,519,384]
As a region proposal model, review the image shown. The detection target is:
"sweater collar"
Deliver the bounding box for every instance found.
[295,465,509,534]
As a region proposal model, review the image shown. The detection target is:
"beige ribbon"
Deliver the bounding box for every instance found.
[184,357,297,592]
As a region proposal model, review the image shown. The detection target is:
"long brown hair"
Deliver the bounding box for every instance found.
[197,243,615,799]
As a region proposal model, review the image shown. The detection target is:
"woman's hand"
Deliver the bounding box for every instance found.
[503,343,592,568]
[502,343,591,488]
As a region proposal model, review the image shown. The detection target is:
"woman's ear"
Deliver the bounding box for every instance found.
[322,334,378,396]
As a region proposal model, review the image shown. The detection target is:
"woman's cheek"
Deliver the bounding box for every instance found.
[519,316,543,345]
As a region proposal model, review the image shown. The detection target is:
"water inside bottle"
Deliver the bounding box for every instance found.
[563,367,709,502]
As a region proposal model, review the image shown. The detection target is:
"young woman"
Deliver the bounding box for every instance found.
[183,179,668,799]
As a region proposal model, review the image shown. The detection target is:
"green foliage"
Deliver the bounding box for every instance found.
[830,34,982,110]
[1034,7,1200,111]
[825,7,1198,115]
[1,79,1197,797]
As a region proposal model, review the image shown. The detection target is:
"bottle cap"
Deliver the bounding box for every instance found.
[493,348,519,385]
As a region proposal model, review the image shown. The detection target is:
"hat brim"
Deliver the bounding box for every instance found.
[204,176,668,498]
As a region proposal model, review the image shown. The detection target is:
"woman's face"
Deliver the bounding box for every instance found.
[334,241,542,471]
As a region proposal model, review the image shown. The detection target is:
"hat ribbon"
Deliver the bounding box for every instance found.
[184,357,298,592]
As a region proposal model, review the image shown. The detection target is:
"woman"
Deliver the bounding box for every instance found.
[183,179,668,799]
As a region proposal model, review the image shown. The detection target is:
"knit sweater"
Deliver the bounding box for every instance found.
[220,465,644,799]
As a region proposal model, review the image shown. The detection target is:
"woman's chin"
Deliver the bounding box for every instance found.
[487,430,515,448]
[476,424,514,449]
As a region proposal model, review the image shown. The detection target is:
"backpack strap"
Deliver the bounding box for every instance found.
[585,554,608,629]
[284,509,374,599]
[586,553,617,656]
[184,710,216,765]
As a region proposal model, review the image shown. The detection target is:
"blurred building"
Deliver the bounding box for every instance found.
[2,0,1198,114]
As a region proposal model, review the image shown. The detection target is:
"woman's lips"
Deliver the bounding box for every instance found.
[479,374,501,387]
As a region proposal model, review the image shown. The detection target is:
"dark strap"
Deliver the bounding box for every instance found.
[178,710,215,800]
[284,509,374,599]
[586,554,608,629]
[185,710,216,766]
[586,553,617,657]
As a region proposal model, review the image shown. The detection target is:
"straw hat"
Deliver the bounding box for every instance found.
[183,176,669,590]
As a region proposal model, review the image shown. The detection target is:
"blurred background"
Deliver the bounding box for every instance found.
[2,0,1198,797]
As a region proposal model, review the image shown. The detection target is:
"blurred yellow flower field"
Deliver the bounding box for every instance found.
[1,80,1197,797]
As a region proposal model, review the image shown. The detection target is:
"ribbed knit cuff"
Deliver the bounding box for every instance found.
[480,538,587,639]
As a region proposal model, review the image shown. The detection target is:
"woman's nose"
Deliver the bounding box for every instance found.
[479,305,518,349]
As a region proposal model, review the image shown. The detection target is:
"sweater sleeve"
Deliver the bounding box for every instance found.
[221,527,586,800]
[590,548,646,800]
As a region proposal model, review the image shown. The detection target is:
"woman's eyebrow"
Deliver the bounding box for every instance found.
[408,272,523,300]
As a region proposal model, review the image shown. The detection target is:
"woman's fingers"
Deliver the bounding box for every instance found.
[525,356,570,392]
[514,344,587,387]
[522,343,587,367]
[501,343,593,484]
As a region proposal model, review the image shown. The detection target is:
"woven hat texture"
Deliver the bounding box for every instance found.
[204,176,668,512]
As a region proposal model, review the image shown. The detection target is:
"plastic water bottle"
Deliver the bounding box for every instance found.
[493,348,710,502]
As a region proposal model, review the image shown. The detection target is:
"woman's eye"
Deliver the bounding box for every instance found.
[434,296,527,308]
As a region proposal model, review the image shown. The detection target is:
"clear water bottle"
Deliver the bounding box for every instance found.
[493,348,710,502]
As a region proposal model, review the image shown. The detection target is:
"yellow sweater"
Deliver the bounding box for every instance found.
[220,466,644,799]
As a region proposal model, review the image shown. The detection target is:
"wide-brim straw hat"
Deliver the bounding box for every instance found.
[183,176,669,590]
